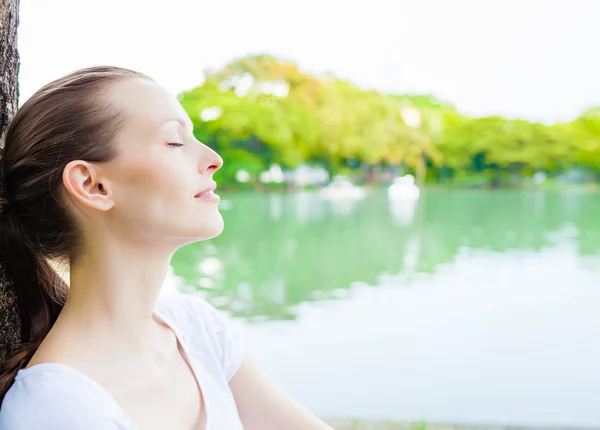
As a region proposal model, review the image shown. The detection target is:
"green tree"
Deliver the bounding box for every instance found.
[177,54,600,190]
[560,108,600,175]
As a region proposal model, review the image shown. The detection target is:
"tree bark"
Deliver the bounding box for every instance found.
[0,0,19,142]
[416,152,426,186]
[0,0,20,365]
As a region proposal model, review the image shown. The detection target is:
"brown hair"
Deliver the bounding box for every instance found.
[0,65,151,403]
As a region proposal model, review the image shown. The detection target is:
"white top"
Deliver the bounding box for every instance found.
[0,293,245,430]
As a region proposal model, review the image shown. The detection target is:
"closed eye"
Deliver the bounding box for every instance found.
[167,142,185,147]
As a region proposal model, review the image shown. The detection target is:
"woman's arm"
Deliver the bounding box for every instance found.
[229,354,334,430]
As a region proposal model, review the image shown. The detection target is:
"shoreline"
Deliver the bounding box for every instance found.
[323,420,596,430]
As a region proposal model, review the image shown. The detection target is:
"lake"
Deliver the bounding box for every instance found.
[169,189,600,428]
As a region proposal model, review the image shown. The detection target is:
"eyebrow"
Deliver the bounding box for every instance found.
[162,118,194,132]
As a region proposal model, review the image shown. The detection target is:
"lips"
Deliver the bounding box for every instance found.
[195,183,220,202]
[195,184,216,198]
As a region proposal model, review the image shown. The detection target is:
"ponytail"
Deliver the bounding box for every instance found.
[0,162,68,404]
[0,65,152,405]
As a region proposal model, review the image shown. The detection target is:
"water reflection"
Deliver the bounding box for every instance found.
[171,189,600,321]
[388,198,419,226]
[293,191,324,222]
[168,189,600,425]
[268,194,284,221]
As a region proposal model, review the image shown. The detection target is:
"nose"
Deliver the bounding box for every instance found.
[198,142,223,175]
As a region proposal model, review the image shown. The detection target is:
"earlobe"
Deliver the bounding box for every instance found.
[62,160,114,212]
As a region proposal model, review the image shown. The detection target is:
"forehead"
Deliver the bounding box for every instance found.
[108,78,188,130]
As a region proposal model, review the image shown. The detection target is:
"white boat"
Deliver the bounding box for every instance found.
[319,176,366,200]
[532,171,546,185]
[388,175,420,201]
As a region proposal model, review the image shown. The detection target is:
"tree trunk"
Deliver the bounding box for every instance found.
[416,152,426,186]
[0,0,19,141]
[0,0,20,365]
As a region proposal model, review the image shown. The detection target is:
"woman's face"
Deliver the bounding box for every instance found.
[100,78,224,245]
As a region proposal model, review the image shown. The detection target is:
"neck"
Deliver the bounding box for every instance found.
[61,234,177,352]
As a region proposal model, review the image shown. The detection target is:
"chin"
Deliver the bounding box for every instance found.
[196,213,225,240]
[168,209,224,245]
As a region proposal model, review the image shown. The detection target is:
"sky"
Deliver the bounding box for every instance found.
[17,0,600,123]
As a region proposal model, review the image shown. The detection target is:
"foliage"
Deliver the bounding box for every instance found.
[178,54,600,188]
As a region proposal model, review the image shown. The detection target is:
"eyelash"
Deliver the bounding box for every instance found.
[168,142,185,147]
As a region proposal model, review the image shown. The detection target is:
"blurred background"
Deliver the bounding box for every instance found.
[18,0,600,428]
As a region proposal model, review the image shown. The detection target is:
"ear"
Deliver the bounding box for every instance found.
[62,160,115,212]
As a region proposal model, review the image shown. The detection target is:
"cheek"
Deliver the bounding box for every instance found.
[113,157,186,216]
[109,153,222,239]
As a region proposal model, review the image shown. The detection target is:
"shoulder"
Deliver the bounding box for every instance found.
[155,293,245,381]
[155,292,228,329]
[0,365,130,430]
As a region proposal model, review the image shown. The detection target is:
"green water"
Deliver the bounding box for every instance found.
[170,189,600,427]
[172,189,600,320]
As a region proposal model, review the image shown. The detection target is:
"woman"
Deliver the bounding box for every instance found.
[0,66,333,429]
